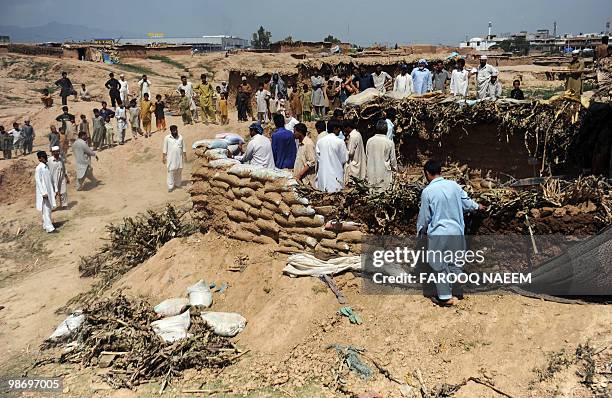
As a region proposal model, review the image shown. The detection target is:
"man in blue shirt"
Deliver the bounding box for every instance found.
[417,159,485,306]
[411,59,433,95]
[352,66,375,92]
[271,113,297,169]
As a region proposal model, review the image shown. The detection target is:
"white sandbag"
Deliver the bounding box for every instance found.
[209,158,240,169]
[192,139,215,149]
[154,298,190,317]
[204,148,230,160]
[49,311,85,341]
[201,312,247,337]
[151,310,191,343]
[228,163,262,178]
[250,168,293,182]
[215,133,245,145]
[344,87,382,107]
[187,280,213,308]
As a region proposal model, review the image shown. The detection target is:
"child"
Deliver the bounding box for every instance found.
[140,93,153,138]
[78,114,90,138]
[301,84,312,122]
[79,84,91,101]
[154,94,166,133]
[65,116,77,147]
[128,99,141,140]
[214,86,222,121]
[47,125,60,151]
[219,93,228,125]
[115,100,128,145]
[41,88,54,108]
[290,84,302,121]
[104,115,115,148]
[510,79,525,100]
[92,109,105,150]
[178,89,192,125]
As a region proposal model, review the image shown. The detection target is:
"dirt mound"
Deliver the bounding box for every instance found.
[0,158,36,205]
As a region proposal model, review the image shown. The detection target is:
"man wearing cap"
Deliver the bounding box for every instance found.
[105,72,121,108]
[72,131,99,191]
[485,71,502,99]
[48,146,69,208]
[195,74,216,124]
[411,59,433,95]
[162,125,186,192]
[35,151,56,233]
[21,118,35,155]
[393,65,414,98]
[474,55,498,99]
[566,50,585,97]
[240,122,274,168]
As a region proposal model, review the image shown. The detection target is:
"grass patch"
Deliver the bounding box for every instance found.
[115,62,159,76]
[148,55,186,70]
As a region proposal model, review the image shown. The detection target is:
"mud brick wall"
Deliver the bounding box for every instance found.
[190,148,362,255]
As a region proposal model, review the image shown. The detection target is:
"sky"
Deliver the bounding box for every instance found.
[0,0,609,46]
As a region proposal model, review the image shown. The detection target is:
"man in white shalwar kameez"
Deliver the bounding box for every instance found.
[138,75,151,101]
[366,120,397,191]
[163,125,186,192]
[343,120,366,184]
[240,123,275,168]
[316,120,348,192]
[35,151,56,233]
[118,74,130,104]
[393,66,413,98]
[48,146,69,208]
[474,55,497,99]
[450,58,470,97]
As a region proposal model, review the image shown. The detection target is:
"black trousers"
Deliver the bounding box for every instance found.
[109,90,120,107]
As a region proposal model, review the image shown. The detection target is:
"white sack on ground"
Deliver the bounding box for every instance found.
[151,309,191,343]
[201,312,247,337]
[187,280,213,308]
[49,311,85,341]
[283,253,361,277]
[154,297,190,317]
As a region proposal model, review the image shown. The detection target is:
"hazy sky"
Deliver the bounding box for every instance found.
[0,0,609,45]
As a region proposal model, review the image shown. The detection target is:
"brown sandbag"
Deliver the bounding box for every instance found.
[350,243,362,254]
[259,207,275,221]
[291,205,316,217]
[227,210,251,223]
[240,222,261,235]
[320,239,350,252]
[262,192,283,206]
[336,230,363,244]
[210,180,230,190]
[274,213,290,227]
[191,194,209,204]
[246,207,261,219]
[213,172,242,187]
[233,187,256,198]
[253,234,277,245]
[192,167,213,180]
[314,243,336,257]
[278,202,292,217]
[314,205,335,216]
[324,220,361,232]
[233,199,252,214]
[232,230,256,242]
[281,191,309,206]
[275,246,302,254]
[262,200,278,213]
[238,179,264,190]
[242,195,263,208]
[265,182,293,193]
[255,219,281,235]
[189,181,211,195]
[289,214,325,228]
[287,227,336,240]
[289,233,318,248]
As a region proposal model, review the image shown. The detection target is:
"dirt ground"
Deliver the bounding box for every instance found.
[0,52,610,398]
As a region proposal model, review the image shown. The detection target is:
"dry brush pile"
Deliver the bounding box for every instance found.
[346,95,586,169]
[36,294,242,389]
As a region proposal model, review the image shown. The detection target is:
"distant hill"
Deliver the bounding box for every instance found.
[0,22,137,43]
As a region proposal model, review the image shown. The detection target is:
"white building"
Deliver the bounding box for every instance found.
[116,35,249,51]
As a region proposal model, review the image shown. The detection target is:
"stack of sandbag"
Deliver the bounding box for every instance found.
[190,148,365,255]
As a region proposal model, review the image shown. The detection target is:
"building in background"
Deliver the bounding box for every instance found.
[116,36,248,52]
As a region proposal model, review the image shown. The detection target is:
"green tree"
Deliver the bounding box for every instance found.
[496,37,530,55]
[251,26,272,49]
[323,34,341,44]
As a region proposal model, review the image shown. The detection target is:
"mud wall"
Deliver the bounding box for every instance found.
[190,149,362,255]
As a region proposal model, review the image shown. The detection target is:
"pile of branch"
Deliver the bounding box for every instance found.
[299,174,611,236]
[346,96,585,167]
[37,294,241,389]
[66,205,195,309]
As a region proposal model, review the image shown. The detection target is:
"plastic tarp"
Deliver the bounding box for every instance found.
[283,253,362,277]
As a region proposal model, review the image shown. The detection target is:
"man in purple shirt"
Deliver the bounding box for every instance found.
[271,113,297,169]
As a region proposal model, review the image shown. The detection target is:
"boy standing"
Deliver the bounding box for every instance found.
[154,94,166,133]
[178,89,193,125]
[301,84,312,122]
